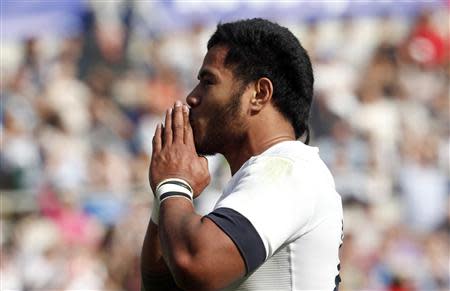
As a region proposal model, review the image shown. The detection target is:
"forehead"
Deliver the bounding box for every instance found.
[203,45,228,67]
[199,45,234,79]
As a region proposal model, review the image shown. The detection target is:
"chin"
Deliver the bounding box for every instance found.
[195,140,217,156]
[194,134,220,156]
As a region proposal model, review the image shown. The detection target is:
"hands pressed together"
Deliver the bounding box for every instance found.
[149,101,210,198]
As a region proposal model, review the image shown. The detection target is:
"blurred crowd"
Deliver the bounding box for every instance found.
[1,3,449,291]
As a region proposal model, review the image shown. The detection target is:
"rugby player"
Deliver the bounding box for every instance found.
[141,18,343,291]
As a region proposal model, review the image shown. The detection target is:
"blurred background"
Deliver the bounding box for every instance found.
[1,1,449,290]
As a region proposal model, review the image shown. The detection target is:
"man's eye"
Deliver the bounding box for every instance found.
[200,79,213,86]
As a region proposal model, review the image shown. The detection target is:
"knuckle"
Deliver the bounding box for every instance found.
[174,123,183,130]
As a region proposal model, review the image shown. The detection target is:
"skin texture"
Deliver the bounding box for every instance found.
[141,45,297,291]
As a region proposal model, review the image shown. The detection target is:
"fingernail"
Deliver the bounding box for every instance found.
[175,100,182,107]
[168,108,172,114]
[183,105,189,112]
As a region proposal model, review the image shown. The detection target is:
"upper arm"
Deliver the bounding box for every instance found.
[189,217,247,289]
[158,199,246,291]
[204,207,266,275]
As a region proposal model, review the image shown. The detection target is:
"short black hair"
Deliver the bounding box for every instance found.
[207,18,314,143]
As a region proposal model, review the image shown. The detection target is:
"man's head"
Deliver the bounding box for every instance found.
[187,18,314,155]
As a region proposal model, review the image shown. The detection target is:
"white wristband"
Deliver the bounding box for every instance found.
[155,178,193,204]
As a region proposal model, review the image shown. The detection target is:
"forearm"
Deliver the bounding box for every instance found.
[159,199,201,264]
[141,220,170,274]
[158,198,211,290]
[141,219,182,290]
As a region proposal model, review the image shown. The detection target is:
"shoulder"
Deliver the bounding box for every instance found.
[234,141,331,188]
[218,141,334,213]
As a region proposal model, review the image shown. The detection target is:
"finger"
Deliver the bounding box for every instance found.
[172,101,184,143]
[161,124,165,146]
[164,108,173,145]
[183,105,195,146]
[152,123,162,154]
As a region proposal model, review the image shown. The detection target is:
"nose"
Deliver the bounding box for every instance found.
[186,87,201,108]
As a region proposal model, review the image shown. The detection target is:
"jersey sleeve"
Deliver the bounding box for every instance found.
[205,156,316,274]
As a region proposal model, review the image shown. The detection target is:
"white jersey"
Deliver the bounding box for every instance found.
[204,141,343,291]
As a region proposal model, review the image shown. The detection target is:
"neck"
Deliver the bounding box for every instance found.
[220,104,297,175]
[222,133,295,175]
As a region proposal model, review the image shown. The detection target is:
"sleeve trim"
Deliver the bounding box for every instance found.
[205,207,266,274]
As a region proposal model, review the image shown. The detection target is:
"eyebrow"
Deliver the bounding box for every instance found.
[197,68,219,81]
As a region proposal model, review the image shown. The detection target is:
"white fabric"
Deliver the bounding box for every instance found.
[155,178,193,203]
[213,141,344,291]
[156,183,192,200]
[156,178,193,194]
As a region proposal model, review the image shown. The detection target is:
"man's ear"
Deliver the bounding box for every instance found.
[250,77,273,112]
